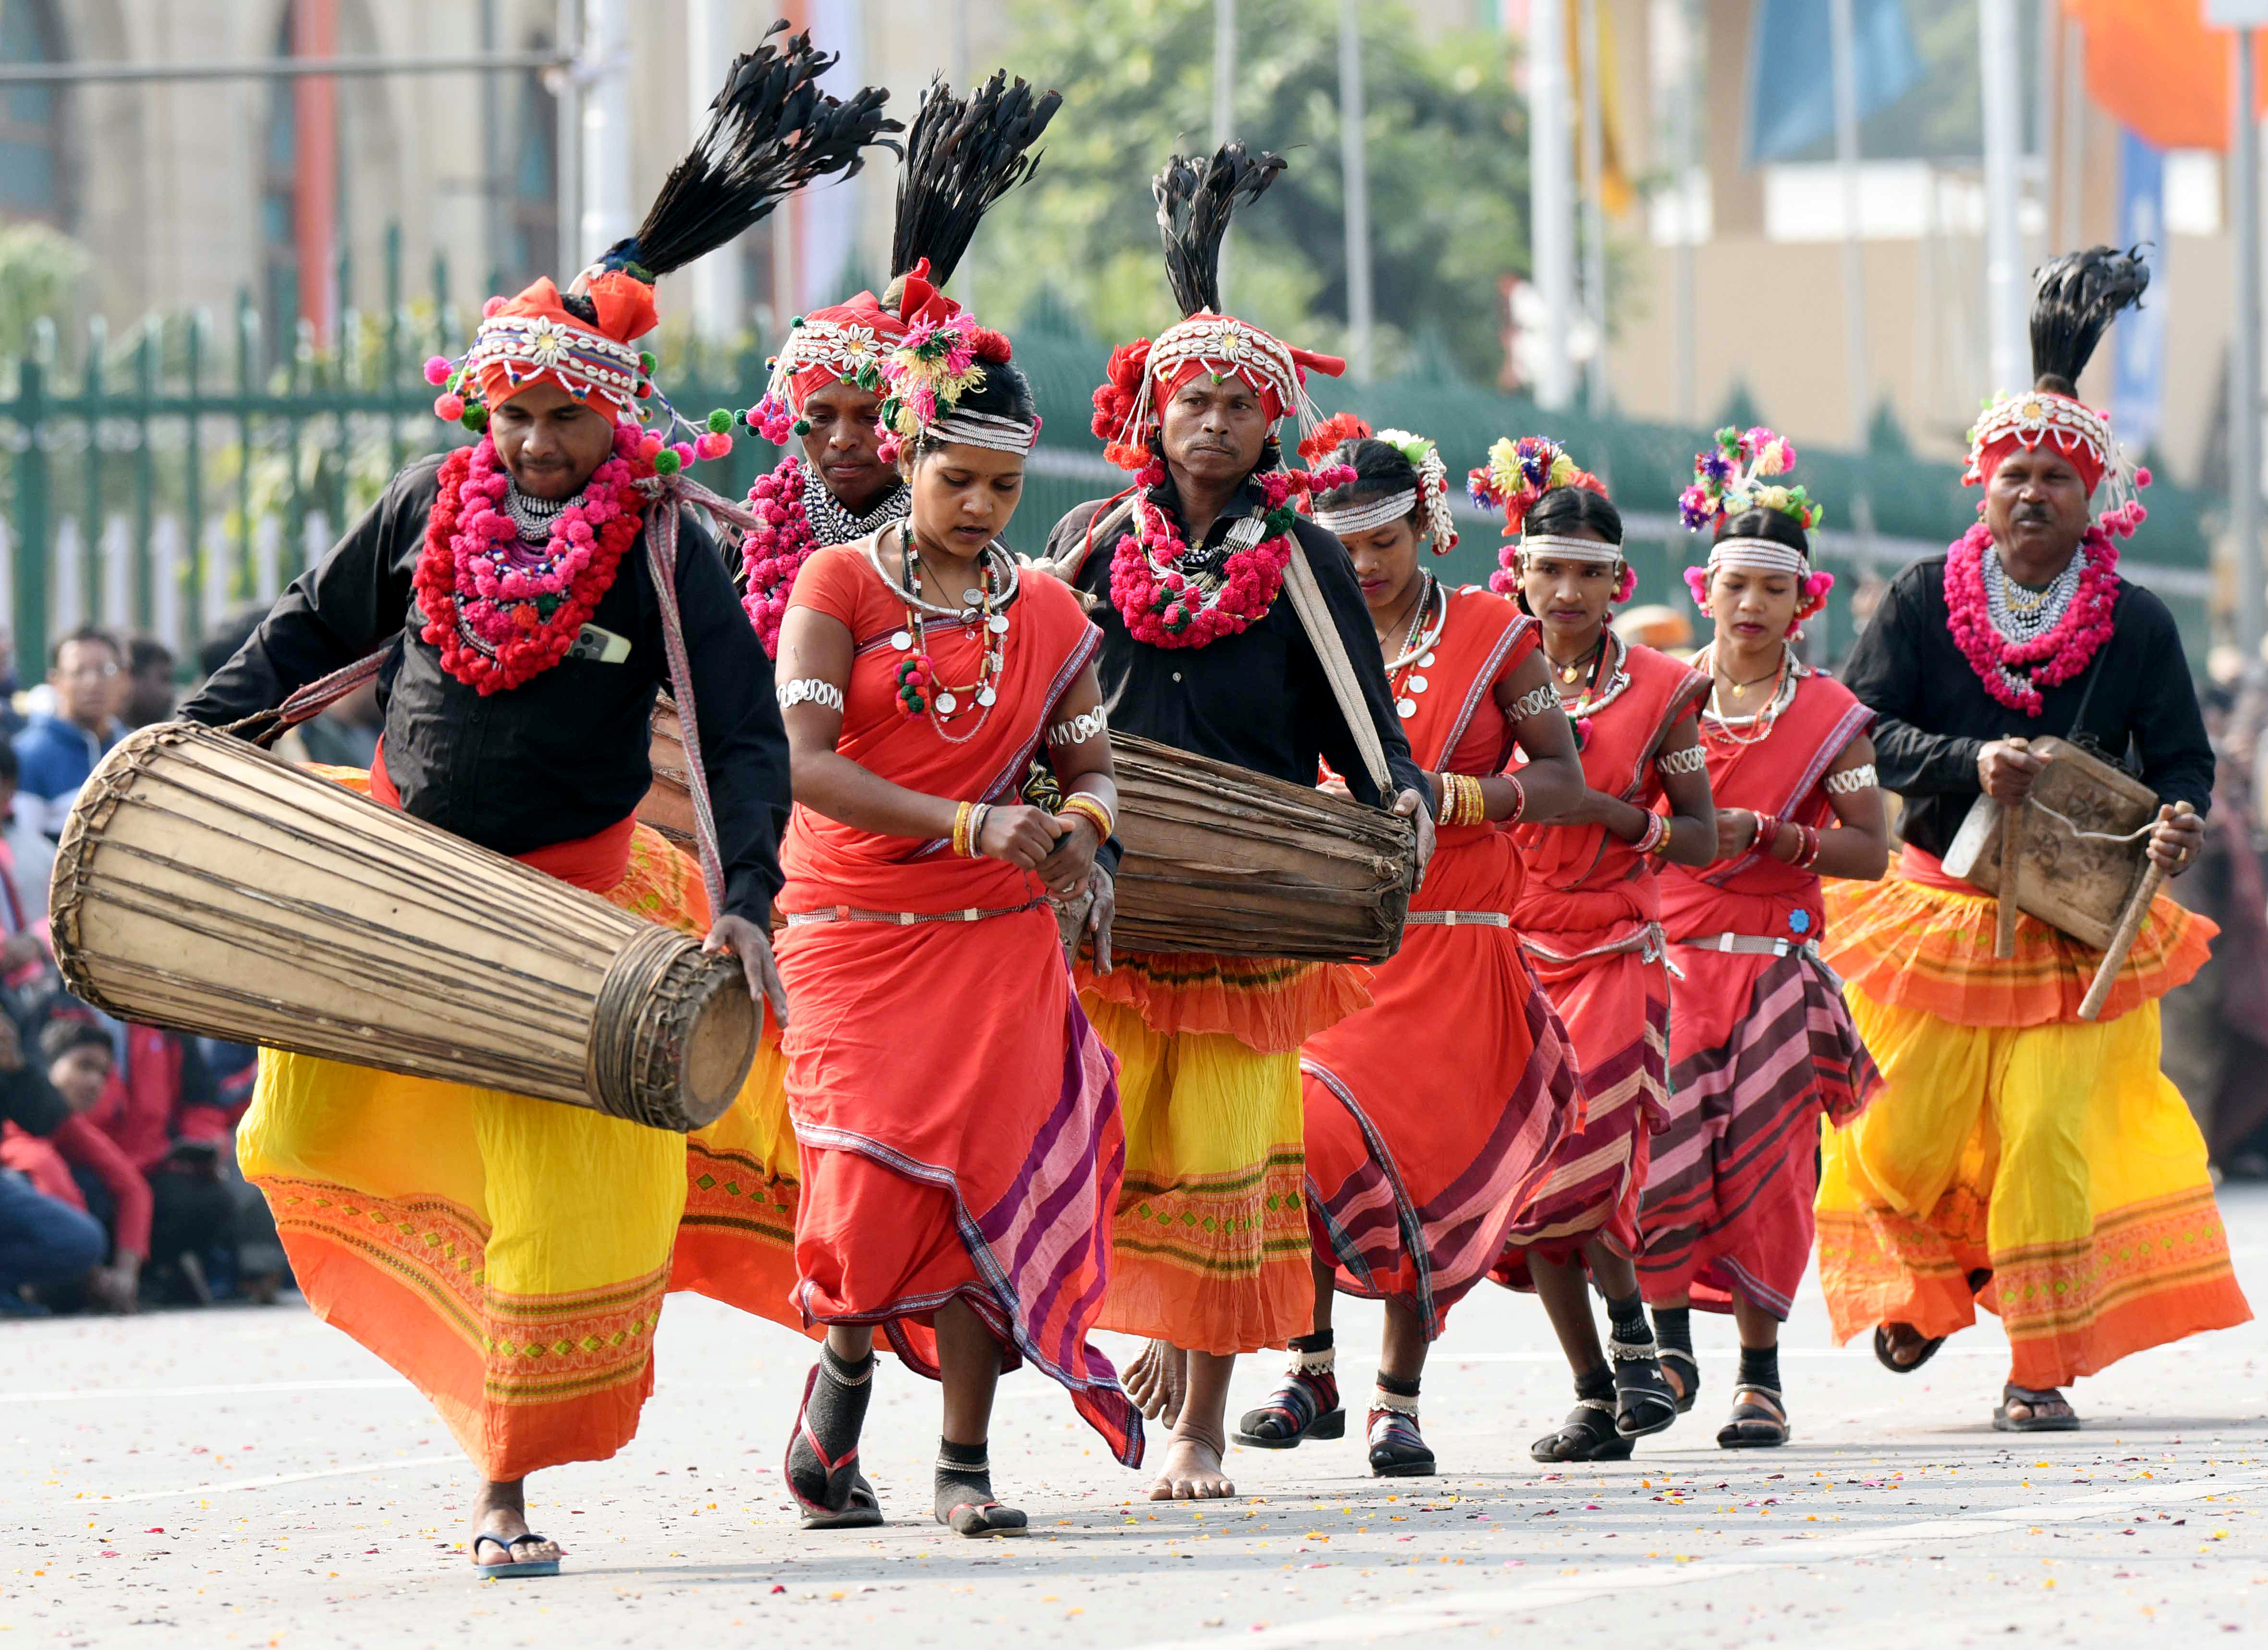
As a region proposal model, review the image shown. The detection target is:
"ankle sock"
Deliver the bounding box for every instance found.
[1651,1305,1694,1362]
[935,1436,1027,1533]
[1604,1289,1653,1349]
[1371,1370,1421,1416]
[1738,1344,1781,1393]
[1573,1364,1614,1404]
[1284,1332,1340,1411]
[806,1343,874,1461]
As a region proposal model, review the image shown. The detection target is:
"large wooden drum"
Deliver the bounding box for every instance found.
[642,697,699,851]
[50,722,757,1132]
[1940,735,2157,949]
[1107,733,1415,963]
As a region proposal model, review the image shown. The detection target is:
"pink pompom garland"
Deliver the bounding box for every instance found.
[737,454,819,660]
[1942,520,2120,716]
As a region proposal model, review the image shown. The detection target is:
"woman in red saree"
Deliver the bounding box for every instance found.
[771,314,1138,1535]
[1230,423,1585,1477]
[1473,439,1719,1464]
[1640,429,1890,1449]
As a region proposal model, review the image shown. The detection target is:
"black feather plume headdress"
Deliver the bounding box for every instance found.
[1152,142,1285,319]
[890,71,1061,290]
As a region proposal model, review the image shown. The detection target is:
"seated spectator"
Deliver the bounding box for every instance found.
[0,740,55,932]
[14,625,126,840]
[66,1011,241,1305]
[122,636,178,731]
[0,1008,110,1314]
[6,1015,151,1311]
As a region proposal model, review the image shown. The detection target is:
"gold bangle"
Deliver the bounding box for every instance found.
[952,800,974,858]
[1061,794,1115,841]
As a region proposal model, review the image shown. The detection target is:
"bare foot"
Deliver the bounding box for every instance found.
[469,1478,562,1572]
[1148,1425,1235,1501]
[1122,1338,1188,1424]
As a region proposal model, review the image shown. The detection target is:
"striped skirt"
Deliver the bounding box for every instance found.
[1637,941,1878,1318]
[1493,927,1670,1285]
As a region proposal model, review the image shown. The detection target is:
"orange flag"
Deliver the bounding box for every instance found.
[2064,0,2268,152]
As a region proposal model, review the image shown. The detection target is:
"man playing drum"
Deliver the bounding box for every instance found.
[1043,145,1435,1500]
[179,37,887,1578]
[1816,247,2249,1433]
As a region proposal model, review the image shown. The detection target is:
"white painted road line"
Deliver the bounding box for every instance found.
[1128,1473,2268,1649]
[85,1454,463,1503]
[0,1377,406,1404]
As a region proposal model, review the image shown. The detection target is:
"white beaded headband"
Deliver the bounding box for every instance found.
[1312,489,1417,536]
[1707,536,1809,576]
[1518,531,1622,566]
[927,409,1039,455]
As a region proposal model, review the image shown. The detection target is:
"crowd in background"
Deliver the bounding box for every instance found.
[0,612,379,1317]
[1,592,2265,1317]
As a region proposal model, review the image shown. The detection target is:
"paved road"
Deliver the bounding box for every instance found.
[7,1186,2268,1649]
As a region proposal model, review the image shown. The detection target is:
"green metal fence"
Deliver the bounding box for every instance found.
[0,220,2221,676]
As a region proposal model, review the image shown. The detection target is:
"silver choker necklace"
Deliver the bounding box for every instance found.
[504,486,570,542]
[1982,544,2081,645]
[803,461,910,549]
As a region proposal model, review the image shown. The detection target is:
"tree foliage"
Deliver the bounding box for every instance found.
[982,0,1531,383]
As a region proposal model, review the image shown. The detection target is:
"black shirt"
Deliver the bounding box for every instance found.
[1044,480,1431,810]
[181,455,791,925]
[1840,554,2214,860]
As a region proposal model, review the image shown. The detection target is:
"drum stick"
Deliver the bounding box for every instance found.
[1994,799,2024,960]
[2078,801,2194,1022]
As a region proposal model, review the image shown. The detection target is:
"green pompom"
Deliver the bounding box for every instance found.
[639,350,658,374]
[792,418,812,437]
[652,448,682,475]
[706,407,732,434]
[460,404,488,432]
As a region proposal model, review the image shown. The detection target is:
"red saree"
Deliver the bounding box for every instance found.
[1641,667,1880,1318]
[775,541,1139,1466]
[1494,639,1709,1285]
[1301,587,1580,1337]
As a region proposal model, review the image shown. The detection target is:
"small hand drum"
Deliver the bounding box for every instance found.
[1940,736,2158,950]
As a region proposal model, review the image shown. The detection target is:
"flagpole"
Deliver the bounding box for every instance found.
[1671,0,1699,424]
[1529,0,1576,411]
[1338,0,1373,382]
[1829,0,1869,447]
[2234,27,2263,656]
[1979,0,2028,402]
[1577,0,1609,413]
[1214,0,1236,307]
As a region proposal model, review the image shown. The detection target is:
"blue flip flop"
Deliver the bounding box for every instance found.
[472,1532,562,1579]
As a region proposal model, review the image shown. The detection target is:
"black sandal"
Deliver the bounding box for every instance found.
[1531,1396,1631,1463]
[1993,1383,2080,1433]
[1657,1347,1700,1414]
[1366,1406,1435,1477]
[1716,1383,1789,1449]
[1872,1322,1946,1375]
[1233,1368,1344,1449]
[1609,1335,1679,1439]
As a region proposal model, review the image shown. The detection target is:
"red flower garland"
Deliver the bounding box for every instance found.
[414,425,651,695]
[1111,468,1349,649]
[1942,520,2120,717]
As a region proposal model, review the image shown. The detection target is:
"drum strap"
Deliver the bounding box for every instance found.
[638,474,772,922]
[1280,542,1394,800]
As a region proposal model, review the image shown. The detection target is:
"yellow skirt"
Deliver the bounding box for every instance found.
[241,800,807,1483]
[1817,991,2251,1388]
[1083,986,1315,1356]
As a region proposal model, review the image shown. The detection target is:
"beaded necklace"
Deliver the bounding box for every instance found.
[870,526,1016,743]
[1698,640,1802,749]
[1549,626,1633,748]
[1383,574,1448,720]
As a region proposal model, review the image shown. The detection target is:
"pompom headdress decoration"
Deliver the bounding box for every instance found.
[1305,415,1458,556]
[1467,435,1629,599]
[1092,144,1346,478]
[1963,245,2152,538]
[424,21,895,473]
[1677,425,1833,624]
[746,71,1055,443]
[873,312,1033,461]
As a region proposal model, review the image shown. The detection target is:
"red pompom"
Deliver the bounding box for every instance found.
[970,326,1012,365]
[1298,411,1373,466]
[1089,338,1153,441]
[1570,467,1610,499]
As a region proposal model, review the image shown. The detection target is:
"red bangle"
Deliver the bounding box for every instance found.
[1750,812,1780,858]
[1792,823,1822,870]
[1503,776,1527,827]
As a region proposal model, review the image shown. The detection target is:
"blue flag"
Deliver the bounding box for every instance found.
[1744,0,1924,168]
[2112,131,2168,455]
